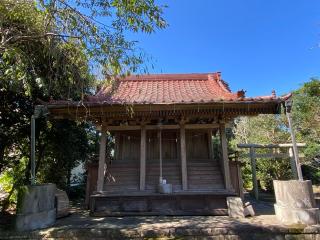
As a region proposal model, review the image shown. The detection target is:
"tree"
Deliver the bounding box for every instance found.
[1,0,167,80]
[0,0,167,211]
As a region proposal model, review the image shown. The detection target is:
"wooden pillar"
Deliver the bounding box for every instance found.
[207,129,214,160]
[96,129,107,192]
[114,132,120,160]
[180,123,188,190]
[249,147,259,200]
[219,124,232,190]
[140,125,146,190]
[159,129,163,183]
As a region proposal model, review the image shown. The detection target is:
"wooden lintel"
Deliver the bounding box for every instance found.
[105,125,141,131]
[104,123,219,131]
[185,123,219,129]
[146,125,179,130]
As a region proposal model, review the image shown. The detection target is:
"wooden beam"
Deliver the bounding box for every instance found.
[180,123,188,190]
[139,125,146,190]
[241,153,305,159]
[219,124,232,190]
[185,123,219,129]
[147,125,179,130]
[106,125,141,131]
[104,123,220,131]
[249,147,259,200]
[237,143,306,148]
[97,130,107,192]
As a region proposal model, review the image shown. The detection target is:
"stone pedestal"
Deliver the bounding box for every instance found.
[55,189,70,218]
[227,197,245,218]
[16,184,56,231]
[273,180,320,225]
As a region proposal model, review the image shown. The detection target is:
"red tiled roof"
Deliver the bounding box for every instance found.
[88,72,246,104]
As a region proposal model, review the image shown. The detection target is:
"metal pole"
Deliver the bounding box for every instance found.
[285,100,303,180]
[289,147,299,179]
[31,115,36,185]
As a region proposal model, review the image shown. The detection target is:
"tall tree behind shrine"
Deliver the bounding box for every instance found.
[0,0,167,210]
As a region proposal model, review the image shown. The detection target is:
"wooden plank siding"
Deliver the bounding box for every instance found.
[100,129,226,193]
[103,131,140,193]
[146,130,181,191]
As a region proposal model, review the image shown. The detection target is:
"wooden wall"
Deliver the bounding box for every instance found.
[186,130,210,160]
[103,131,140,192]
[87,129,229,195]
[146,130,181,191]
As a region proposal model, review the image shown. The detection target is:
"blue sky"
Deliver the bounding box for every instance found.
[128,0,320,97]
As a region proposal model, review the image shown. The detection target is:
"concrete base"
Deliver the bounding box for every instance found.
[16,209,56,231]
[15,184,56,231]
[274,204,319,225]
[273,180,320,225]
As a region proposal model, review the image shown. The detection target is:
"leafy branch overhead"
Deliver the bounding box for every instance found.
[0,0,167,99]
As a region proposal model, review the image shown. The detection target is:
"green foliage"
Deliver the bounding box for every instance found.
[292,78,320,162]
[37,120,91,190]
[0,0,166,211]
